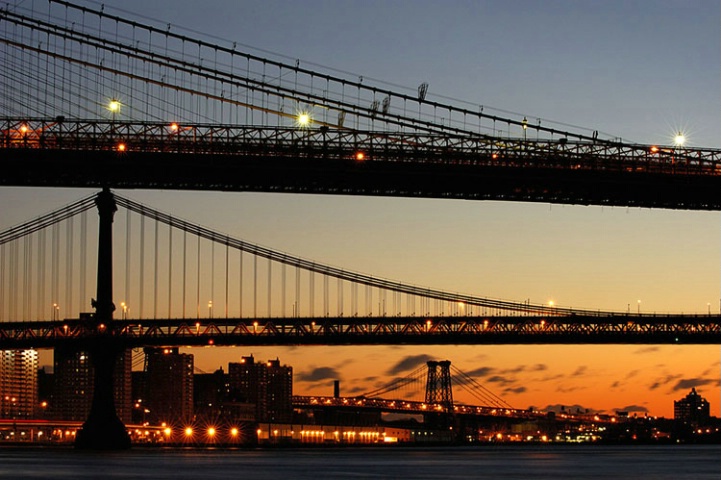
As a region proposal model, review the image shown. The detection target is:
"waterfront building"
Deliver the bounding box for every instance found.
[0,349,38,419]
[673,387,710,426]
[228,355,293,423]
[144,347,194,424]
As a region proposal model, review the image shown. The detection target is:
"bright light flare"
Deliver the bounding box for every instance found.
[355,151,365,161]
[116,143,127,152]
[296,112,312,128]
[108,99,121,112]
[673,132,686,146]
[230,427,239,437]
[184,427,193,437]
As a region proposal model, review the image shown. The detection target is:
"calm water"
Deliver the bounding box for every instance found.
[1,445,719,479]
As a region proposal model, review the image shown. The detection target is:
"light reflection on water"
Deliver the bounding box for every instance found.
[1,445,720,479]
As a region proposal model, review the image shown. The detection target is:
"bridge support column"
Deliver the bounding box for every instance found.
[75,188,131,450]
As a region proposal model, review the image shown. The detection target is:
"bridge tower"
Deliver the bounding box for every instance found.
[74,189,132,449]
[425,360,453,411]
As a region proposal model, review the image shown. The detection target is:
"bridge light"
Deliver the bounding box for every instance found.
[19,124,28,134]
[116,142,127,152]
[649,146,659,154]
[355,151,365,161]
[674,132,686,146]
[108,99,121,112]
[170,122,179,132]
[296,112,312,127]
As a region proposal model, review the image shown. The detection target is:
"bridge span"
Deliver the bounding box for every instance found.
[1,313,719,351]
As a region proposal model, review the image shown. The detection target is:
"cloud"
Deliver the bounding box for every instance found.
[672,378,716,392]
[502,365,526,374]
[614,404,649,413]
[296,366,340,382]
[503,386,527,394]
[464,366,495,377]
[386,354,433,375]
[610,381,620,389]
[634,346,659,354]
[486,375,513,386]
[624,370,639,379]
[531,364,548,372]
[571,366,587,377]
[648,374,681,390]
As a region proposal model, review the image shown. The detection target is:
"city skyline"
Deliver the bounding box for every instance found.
[1,0,720,418]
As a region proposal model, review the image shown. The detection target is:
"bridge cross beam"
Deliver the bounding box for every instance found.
[75,188,131,450]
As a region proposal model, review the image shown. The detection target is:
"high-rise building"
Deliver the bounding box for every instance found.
[0,349,38,419]
[52,346,132,422]
[228,355,292,423]
[144,347,194,424]
[674,387,710,426]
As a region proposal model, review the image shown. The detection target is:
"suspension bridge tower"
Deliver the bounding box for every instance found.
[74,189,132,449]
[425,358,455,425]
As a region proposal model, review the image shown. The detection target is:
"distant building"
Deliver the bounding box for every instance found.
[674,387,710,426]
[193,367,228,419]
[0,349,38,419]
[228,355,293,423]
[144,347,194,424]
[52,346,132,422]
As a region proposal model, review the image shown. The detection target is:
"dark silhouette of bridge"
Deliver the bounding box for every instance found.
[1,1,720,449]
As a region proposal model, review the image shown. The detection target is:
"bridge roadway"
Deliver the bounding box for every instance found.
[3,119,721,210]
[1,314,719,350]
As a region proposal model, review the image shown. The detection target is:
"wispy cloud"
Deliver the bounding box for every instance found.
[672,378,716,392]
[571,366,587,377]
[465,366,495,377]
[385,354,433,375]
[648,374,681,390]
[503,386,527,394]
[634,346,659,354]
[297,366,340,382]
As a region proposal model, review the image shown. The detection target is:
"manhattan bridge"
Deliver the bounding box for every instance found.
[0,1,720,448]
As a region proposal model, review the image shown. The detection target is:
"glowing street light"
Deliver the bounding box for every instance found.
[108,99,121,122]
[674,132,686,147]
[208,300,213,318]
[296,111,312,128]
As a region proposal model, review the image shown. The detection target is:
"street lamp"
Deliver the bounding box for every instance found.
[673,131,686,147]
[120,302,128,320]
[637,300,641,315]
[208,300,213,318]
[52,303,59,321]
[108,99,121,122]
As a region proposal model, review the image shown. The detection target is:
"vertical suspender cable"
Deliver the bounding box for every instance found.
[182,229,187,319]
[80,210,87,314]
[154,216,159,319]
[253,254,257,318]
[168,224,173,318]
[0,244,4,322]
[238,249,243,318]
[66,209,73,318]
[225,242,229,318]
[37,230,45,320]
[267,257,272,317]
[196,233,201,319]
[139,214,145,319]
[125,208,131,315]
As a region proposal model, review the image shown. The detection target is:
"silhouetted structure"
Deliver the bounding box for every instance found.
[0,349,38,419]
[144,347,194,424]
[228,355,292,423]
[674,388,710,427]
[53,346,132,423]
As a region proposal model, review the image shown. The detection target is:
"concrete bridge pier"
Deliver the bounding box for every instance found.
[75,188,131,450]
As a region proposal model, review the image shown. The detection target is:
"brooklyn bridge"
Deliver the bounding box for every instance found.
[0,0,719,448]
